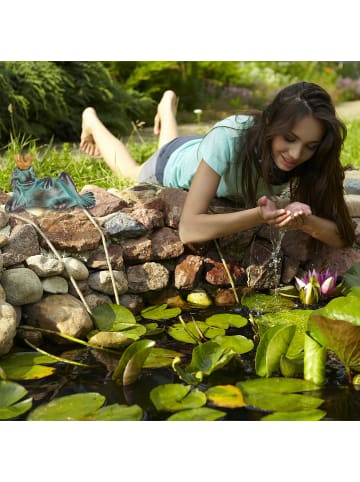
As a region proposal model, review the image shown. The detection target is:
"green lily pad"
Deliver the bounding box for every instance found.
[212,335,254,355]
[205,313,248,329]
[0,380,32,420]
[140,304,182,320]
[27,392,106,420]
[240,390,324,412]
[150,383,206,412]
[112,339,156,385]
[83,403,143,421]
[143,347,183,368]
[27,392,143,421]
[187,341,234,375]
[88,328,146,348]
[144,322,164,336]
[241,292,295,313]
[304,332,326,385]
[256,309,312,357]
[167,407,226,421]
[255,324,296,377]
[237,377,321,394]
[261,409,326,421]
[206,384,246,409]
[167,321,225,344]
[91,303,136,331]
[0,352,57,380]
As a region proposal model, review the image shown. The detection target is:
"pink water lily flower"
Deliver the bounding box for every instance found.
[294,268,338,305]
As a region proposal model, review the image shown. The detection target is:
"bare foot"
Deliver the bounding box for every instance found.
[80,107,101,157]
[153,90,178,136]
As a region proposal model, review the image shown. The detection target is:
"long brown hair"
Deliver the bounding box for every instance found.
[240,81,355,246]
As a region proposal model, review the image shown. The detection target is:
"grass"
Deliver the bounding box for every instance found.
[0,118,359,194]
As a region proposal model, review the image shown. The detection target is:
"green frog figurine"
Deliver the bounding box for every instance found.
[5,153,95,212]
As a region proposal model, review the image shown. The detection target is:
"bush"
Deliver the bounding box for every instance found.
[0,61,155,144]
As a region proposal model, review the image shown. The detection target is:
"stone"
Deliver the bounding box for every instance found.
[0,302,17,356]
[127,262,169,292]
[23,293,93,340]
[1,267,43,305]
[39,210,101,252]
[2,223,40,267]
[174,255,203,290]
[88,269,128,295]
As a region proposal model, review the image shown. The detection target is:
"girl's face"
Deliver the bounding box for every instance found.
[271,115,324,171]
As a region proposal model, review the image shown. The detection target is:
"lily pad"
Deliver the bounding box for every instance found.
[0,380,32,420]
[27,392,105,420]
[150,383,206,412]
[143,347,183,368]
[261,409,326,421]
[167,321,225,344]
[212,335,254,355]
[239,390,324,412]
[241,292,295,313]
[205,313,248,329]
[206,384,246,409]
[112,339,156,385]
[27,392,143,421]
[256,309,312,357]
[140,304,182,320]
[88,328,146,348]
[237,377,320,394]
[91,303,136,331]
[187,341,235,375]
[255,324,296,377]
[0,352,57,380]
[167,407,226,421]
[83,403,143,421]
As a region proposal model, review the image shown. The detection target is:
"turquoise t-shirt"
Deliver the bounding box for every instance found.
[162,115,287,203]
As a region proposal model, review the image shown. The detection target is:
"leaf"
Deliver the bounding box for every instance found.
[303,332,327,385]
[91,303,136,331]
[310,294,360,326]
[206,384,246,409]
[212,335,254,355]
[143,347,183,368]
[88,327,146,348]
[261,409,326,421]
[240,391,324,412]
[255,324,296,377]
[205,313,248,329]
[167,407,226,421]
[241,292,295,313]
[187,341,234,375]
[140,304,181,320]
[310,315,360,373]
[167,321,225,344]
[0,352,57,380]
[112,339,155,385]
[280,353,304,377]
[27,392,106,420]
[84,403,143,421]
[255,309,312,357]
[237,377,320,395]
[150,384,206,412]
[0,380,33,419]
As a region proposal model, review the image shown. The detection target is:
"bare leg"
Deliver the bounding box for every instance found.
[80,108,141,180]
[80,90,179,180]
[153,90,179,148]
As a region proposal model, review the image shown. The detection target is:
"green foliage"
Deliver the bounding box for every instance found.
[0,61,155,143]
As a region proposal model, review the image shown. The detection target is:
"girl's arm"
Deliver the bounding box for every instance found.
[178,160,291,244]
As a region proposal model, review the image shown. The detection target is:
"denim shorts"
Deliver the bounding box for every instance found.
[138,135,203,184]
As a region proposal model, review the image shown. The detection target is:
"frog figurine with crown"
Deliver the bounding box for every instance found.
[5,153,95,212]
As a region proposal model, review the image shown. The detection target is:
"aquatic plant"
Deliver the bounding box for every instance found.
[295,268,338,305]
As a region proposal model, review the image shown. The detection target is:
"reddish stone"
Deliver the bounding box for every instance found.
[174,255,204,290]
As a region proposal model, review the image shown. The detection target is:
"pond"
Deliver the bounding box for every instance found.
[2,291,360,422]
